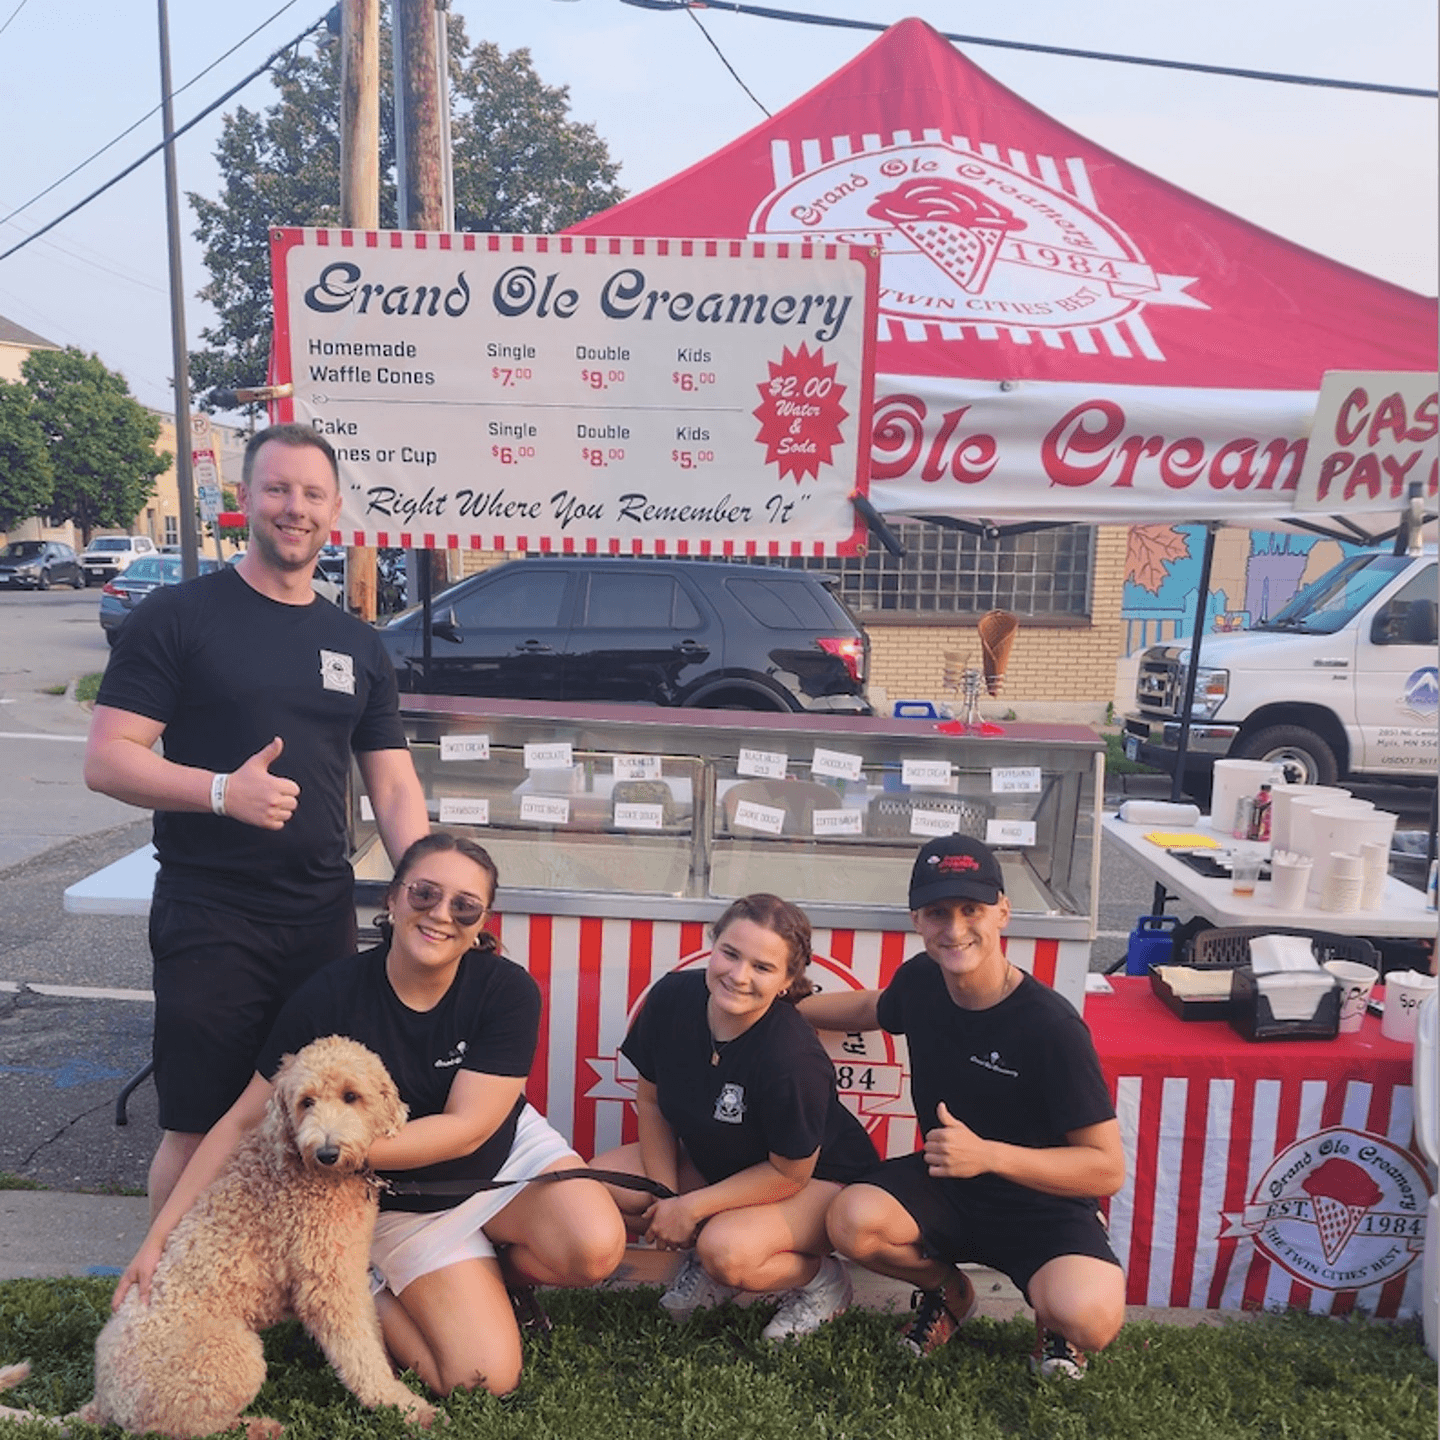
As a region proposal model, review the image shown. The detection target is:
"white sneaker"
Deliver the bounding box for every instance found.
[658,1249,739,1322]
[761,1256,853,1342]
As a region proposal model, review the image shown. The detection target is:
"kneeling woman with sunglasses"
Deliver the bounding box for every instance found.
[113,833,626,1397]
[593,894,878,1341]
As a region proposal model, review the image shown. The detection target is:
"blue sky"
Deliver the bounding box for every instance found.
[0,1,1434,411]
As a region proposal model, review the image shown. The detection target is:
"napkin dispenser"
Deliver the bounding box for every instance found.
[1229,967,1340,1042]
[1228,931,1341,1041]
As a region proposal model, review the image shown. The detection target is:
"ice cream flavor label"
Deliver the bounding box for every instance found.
[752,141,1204,336]
[1218,1127,1431,1291]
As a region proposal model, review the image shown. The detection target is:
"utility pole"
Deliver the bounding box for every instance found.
[157,0,199,581]
[341,0,380,620]
[395,0,455,612]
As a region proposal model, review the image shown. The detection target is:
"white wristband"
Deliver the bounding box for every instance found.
[210,771,230,817]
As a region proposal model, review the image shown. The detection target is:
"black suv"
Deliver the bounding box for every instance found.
[376,558,870,713]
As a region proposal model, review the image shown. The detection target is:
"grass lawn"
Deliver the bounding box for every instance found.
[0,1280,1433,1439]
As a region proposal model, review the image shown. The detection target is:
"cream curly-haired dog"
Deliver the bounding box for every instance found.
[2,1035,435,1438]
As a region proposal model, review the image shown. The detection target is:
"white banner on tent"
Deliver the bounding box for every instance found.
[867,376,1329,527]
[1292,371,1439,513]
[271,229,877,554]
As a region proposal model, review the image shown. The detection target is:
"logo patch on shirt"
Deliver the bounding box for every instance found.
[320,649,355,695]
[713,1082,746,1123]
[968,1050,1019,1078]
[434,1040,467,1069]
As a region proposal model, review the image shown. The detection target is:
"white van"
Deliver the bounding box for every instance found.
[1122,546,1437,796]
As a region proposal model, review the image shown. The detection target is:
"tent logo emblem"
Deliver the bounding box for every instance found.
[752,140,1204,340]
[1216,1127,1429,1292]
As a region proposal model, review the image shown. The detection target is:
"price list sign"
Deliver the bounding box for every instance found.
[271,230,879,554]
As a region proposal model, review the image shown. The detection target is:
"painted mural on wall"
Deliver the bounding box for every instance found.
[1123,525,1357,653]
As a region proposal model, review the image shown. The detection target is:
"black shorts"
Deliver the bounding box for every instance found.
[148,897,357,1133]
[866,1151,1121,1299]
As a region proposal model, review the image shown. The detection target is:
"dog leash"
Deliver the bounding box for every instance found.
[378,1166,678,1201]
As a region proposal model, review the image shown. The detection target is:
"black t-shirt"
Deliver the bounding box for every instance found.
[621,970,877,1186]
[256,942,542,1211]
[877,956,1115,1208]
[97,567,407,921]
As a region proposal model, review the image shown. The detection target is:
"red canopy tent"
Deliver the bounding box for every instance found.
[574,18,1437,537]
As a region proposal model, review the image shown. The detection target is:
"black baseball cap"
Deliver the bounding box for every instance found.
[908,835,1006,909]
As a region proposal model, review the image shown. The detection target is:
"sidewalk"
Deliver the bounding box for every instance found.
[0,1188,1237,1329]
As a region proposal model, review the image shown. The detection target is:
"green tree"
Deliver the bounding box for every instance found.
[189,10,625,408]
[23,348,170,543]
[0,378,54,531]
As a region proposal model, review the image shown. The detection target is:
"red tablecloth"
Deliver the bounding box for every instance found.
[1090,979,1428,1317]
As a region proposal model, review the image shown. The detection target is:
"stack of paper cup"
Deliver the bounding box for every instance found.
[1321,851,1364,913]
[1306,802,1386,898]
[1381,970,1439,1043]
[1360,839,1391,910]
[1270,785,1350,854]
[1269,851,1314,910]
[1211,759,1277,836]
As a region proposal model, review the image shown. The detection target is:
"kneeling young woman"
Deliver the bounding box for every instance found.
[115,833,625,1397]
[593,893,878,1340]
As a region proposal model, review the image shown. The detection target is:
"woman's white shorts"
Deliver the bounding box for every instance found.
[369,1103,578,1295]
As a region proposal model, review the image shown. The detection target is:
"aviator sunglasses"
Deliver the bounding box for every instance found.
[402,879,489,927]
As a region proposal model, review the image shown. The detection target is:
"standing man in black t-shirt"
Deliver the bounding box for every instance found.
[84,423,428,1216]
[798,835,1125,1380]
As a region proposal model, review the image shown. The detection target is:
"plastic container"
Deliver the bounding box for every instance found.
[1126,914,1181,976]
[1211,760,1275,837]
[1251,783,1272,843]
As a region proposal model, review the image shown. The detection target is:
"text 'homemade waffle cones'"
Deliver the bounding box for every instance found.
[978,611,1018,697]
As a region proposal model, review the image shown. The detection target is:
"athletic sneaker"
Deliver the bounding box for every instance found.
[507,1281,553,1338]
[496,1245,553,1338]
[658,1249,739,1322]
[761,1256,853,1342]
[897,1268,978,1357]
[1028,1327,1087,1380]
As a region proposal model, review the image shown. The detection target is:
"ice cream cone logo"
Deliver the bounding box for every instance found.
[1302,1160,1383,1263]
[867,179,1025,294]
[1217,1127,1430,1292]
[750,139,1206,338]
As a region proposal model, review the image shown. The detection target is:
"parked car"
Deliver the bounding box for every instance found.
[80,534,157,586]
[0,540,83,590]
[99,554,222,644]
[225,551,343,606]
[376,557,871,713]
[316,545,408,613]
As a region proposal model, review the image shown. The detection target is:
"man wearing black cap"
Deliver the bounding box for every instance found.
[798,834,1124,1380]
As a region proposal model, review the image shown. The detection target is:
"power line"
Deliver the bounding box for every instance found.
[0,0,304,230]
[619,0,1439,99]
[684,6,770,116]
[0,9,334,267]
[0,0,33,42]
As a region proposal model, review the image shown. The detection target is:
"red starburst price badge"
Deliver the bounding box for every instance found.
[753,344,849,483]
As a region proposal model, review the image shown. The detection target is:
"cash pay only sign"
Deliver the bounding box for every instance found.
[270,229,878,553]
[1292,370,1439,512]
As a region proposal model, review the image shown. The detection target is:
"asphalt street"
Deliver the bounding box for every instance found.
[0,586,1430,1197]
